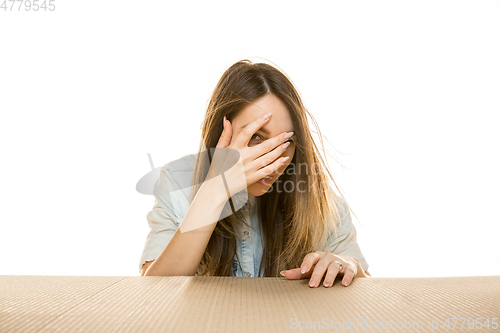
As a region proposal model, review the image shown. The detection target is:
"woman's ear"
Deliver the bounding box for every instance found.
[225,117,233,145]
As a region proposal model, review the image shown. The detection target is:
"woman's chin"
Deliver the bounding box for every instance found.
[247,181,273,196]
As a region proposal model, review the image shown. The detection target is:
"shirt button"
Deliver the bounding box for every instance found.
[243,231,249,236]
[246,272,251,277]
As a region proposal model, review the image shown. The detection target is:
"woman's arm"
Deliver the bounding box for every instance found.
[324,195,371,276]
[144,175,229,276]
[348,256,370,278]
[141,260,154,276]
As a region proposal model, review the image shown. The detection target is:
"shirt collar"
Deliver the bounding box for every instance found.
[247,193,258,207]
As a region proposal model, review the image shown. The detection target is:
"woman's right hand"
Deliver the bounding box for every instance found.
[206,112,293,197]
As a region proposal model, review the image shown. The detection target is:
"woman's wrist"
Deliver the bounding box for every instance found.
[200,173,230,206]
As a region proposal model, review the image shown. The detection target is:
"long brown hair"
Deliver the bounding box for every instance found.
[190,59,355,277]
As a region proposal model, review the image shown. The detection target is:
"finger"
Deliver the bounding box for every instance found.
[235,112,272,148]
[253,154,290,182]
[252,130,294,161]
[341,265,356,287]
[323,262,343,288]
[308,258,331,288]
[280,268,312,280]
[300,252,322,276]
[215,116,232,149]
[252,134,294,171]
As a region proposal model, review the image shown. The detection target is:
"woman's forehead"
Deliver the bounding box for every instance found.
[236,114,295,137]
[234,96,294,134]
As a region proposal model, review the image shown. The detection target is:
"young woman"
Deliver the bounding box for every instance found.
[140,59,371,288]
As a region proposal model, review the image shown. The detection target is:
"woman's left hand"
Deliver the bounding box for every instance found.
[280,251,360,288]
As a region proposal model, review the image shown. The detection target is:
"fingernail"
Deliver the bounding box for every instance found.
[284,131,294,139]
[281,141,290,150]
[280,270,286,277]
[280,156,290,163]
[324,280,331,287]
[301,265,307,274]
[342,280,348,287]
[262,112,272,120]
[309,280,316,287]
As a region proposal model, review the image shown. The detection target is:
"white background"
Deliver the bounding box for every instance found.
[1,0,499,277]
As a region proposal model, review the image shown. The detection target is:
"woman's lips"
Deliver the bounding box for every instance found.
[256,172,278,185]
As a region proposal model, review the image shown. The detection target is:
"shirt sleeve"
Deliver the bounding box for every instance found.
[324,198,369,272]
[138,165,182,274]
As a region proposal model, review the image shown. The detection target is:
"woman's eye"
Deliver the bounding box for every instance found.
[251,134,263,141]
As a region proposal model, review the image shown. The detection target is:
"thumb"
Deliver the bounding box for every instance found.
[216,116,232,149]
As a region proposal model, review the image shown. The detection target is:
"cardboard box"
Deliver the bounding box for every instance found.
[0,275,499,332]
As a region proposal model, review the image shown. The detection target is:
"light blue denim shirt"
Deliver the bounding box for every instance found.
[231,194,263,277]
[139,153,369,276]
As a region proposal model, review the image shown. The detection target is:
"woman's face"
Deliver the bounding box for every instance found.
[228,94,296,196]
